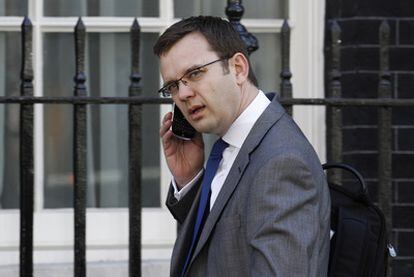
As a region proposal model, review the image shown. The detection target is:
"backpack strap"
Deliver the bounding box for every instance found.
[323,162,371,204]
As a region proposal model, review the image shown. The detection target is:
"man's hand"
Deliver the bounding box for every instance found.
[160,112,204,189]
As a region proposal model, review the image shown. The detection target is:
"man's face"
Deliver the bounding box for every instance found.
[159,32,243,136]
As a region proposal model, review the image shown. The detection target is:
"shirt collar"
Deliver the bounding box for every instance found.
[222,90,271,148]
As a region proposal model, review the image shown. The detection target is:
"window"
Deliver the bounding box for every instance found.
[0,0,326,267]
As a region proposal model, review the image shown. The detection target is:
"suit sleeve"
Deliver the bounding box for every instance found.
[246,154,329,276]
[166,176,202,225]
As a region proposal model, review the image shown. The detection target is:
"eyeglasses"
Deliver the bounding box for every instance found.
[158,58,227,97]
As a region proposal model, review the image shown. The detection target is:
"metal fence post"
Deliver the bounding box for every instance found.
[378,20,392,276]
[280,19,292,115]
[20,16,34,277]
[73,17,87,277]
[327,20,343,184]
[129,18,142,277]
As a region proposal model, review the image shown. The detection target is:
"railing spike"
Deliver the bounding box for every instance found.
[130,18,141,85]
[22,16,32,27]
[74,17,86,96]
[132,18,140,31]
[75,17,85,29]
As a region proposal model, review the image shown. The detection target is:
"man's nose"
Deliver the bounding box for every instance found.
[177,81,195,100]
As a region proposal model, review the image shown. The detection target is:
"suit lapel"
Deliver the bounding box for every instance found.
[188,100,286,266]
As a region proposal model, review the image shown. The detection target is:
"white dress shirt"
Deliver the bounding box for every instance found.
[172,90,271,210]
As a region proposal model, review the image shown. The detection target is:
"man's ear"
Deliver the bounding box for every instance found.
[231,52,249,85]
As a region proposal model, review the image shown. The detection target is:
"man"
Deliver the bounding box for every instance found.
[154,16,330,277]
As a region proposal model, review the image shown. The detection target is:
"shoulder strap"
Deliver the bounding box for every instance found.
[323,162,371,204]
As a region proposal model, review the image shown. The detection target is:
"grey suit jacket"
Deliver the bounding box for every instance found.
[166,99,331,277]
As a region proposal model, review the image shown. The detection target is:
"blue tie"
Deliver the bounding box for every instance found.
[182,138,229,276]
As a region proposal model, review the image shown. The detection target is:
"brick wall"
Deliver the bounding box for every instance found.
[325,1,414,276]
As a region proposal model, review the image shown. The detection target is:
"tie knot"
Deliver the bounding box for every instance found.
[210,138,229,159]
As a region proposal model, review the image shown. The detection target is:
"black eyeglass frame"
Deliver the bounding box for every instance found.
[158,57,228,97]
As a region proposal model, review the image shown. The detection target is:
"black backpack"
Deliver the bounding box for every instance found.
[323,163,396,277]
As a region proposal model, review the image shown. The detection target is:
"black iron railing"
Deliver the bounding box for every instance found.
[128,18,142,277]
[19,16,34,277]
[73,18,87,277]
[327,20,343,184]
[0,3,404,277]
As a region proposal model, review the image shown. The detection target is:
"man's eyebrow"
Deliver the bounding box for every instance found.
[181,64,204,78]
[184,63,204,74]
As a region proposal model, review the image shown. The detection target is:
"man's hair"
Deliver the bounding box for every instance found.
[153,16,258,87]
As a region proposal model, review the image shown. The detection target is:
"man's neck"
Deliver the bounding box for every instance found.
[216,83,259,137]
[237,83,259,119]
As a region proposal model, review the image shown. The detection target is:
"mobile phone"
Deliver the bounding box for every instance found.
[171,103,196,140]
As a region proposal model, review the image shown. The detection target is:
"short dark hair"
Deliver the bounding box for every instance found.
[153,16,258,87]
